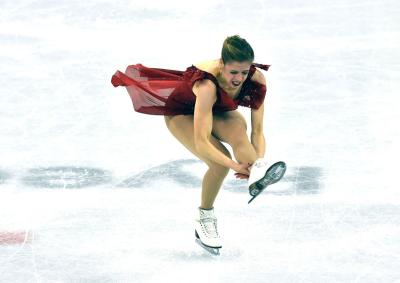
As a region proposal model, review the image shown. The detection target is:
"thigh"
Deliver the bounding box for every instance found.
[164,115,231,166]
[211,110,248,145]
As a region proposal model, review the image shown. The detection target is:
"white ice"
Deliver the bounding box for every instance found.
[0,0,399,282]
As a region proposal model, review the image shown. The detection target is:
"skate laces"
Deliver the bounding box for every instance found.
[199,209,219,238]
[200,217,219,238]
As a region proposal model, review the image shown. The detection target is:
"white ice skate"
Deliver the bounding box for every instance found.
[248,158,287,203]
[248,158,269,188]
[194,207,221,255]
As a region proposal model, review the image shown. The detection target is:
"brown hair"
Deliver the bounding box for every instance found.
[221,35,254,64]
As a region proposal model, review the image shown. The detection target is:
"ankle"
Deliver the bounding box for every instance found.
[199,206,214,211]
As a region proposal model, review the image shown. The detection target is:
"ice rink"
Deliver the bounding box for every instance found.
[1,0,399,282]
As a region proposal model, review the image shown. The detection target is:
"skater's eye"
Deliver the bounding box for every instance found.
[231,71,249,75]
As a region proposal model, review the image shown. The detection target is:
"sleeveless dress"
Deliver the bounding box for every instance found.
[111,63,270,115]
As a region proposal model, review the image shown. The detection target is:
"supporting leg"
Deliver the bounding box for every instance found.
[164,115,231,208]
[200,164,230,209]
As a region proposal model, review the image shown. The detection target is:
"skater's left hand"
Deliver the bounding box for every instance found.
[234,173,249,180]
[232,162,251,180]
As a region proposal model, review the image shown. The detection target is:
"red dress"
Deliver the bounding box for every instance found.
[111,63,270,115]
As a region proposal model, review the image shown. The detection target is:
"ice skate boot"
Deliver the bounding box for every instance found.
[194,207,221,255]
[248,158,287,203]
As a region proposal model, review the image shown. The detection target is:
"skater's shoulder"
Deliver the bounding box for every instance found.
[191,59,219,98]
[192,59,220,79]
[250,67,266,86]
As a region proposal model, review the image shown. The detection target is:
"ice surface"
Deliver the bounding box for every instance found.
[1,0,399,282]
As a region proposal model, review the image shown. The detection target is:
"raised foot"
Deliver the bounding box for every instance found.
[248,161,287,204]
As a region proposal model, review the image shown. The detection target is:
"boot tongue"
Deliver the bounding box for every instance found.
[199,208,215,219]
[199,208,219,238]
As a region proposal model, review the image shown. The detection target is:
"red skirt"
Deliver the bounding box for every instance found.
[111,63,270,115]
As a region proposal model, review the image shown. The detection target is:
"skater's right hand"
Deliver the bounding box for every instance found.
[232,163,251,179]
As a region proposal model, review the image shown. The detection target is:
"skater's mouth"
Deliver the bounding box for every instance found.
[232,81,241,87]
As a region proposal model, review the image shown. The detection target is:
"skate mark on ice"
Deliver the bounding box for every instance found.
[225,166,323,195]
[0,170,11,185]
[117,159,202,188]
[21,166,113,189]
[167,248,242,261]
[283,166,323,195]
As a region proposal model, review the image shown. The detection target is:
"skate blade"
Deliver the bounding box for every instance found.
[248,194,257,204]
[195,238,221,255]
[195,230,221,255]
[248,161,287,203]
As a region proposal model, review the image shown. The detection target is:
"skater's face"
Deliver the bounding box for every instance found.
[220,60,252,89]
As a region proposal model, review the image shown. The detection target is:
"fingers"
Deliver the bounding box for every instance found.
[234,173,249,180]
[242,167,250,176]
[232,162,251,178]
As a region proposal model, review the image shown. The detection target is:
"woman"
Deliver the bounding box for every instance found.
[111,35,275,252]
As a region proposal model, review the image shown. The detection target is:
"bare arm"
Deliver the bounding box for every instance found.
[193,80,239,170]
[251,103,266,158]
[250,69,267,158]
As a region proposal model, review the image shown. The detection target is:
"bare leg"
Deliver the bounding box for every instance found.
[212,111,258,165]
[230,138,258,165]
[165,115,231,209]
[201,165,229,209]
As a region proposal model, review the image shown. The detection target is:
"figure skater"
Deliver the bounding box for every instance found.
[111,35,285,254]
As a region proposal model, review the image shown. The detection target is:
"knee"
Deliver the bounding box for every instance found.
[229,136,257,164]
[224,123,248,149]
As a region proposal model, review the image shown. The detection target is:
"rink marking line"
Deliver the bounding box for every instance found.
[0,230,32,276]
[0,230,31,245]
